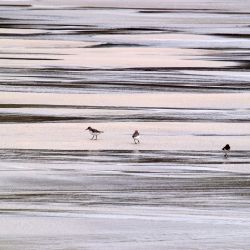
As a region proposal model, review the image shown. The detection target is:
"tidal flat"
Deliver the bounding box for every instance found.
[0,0,250,249]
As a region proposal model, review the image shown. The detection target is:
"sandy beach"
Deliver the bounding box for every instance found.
[0,0,249,249]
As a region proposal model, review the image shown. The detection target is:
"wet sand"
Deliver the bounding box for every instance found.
[0,0,250,249]
[1,92,250,108]
[1,121,250,150]
[0,149,250,249]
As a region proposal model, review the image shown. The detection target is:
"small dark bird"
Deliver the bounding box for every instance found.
[222,144,230,157]
[132,130,140,144]
[86,126,103,140]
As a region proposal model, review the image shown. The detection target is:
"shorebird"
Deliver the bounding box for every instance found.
[132,130,140,144]
[86,126,103,140]
[222,144,230,157]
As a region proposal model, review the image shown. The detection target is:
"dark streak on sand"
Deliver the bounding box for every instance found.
[0,114,249,123]
[213,33,250,38]
[0,103,248,124]
[0,64,249,93]
[0,149,250,165]
[86,43,146,48]
[0,57,59,61]
[0,4,32,8]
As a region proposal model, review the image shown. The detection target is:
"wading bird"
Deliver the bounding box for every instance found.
[222,144,230,157]
[132,130,140,144]
[86,126,103,140]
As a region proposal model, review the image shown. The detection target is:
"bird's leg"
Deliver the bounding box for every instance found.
[95,135,98,140]
[137,139,140,144]
[91,135,94,140]
[134,139,137,144]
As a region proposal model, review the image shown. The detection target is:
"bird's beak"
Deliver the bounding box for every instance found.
[85,128,88,130]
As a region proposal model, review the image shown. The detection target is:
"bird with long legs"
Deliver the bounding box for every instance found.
[132,130,140,144]
[86,126,103,140]
[222,144,230,157]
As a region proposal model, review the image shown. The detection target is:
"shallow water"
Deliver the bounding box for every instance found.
[0,0,250,249]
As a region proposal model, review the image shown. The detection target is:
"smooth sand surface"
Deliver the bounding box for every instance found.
[1,92,250,109]
[0,122,249,151]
